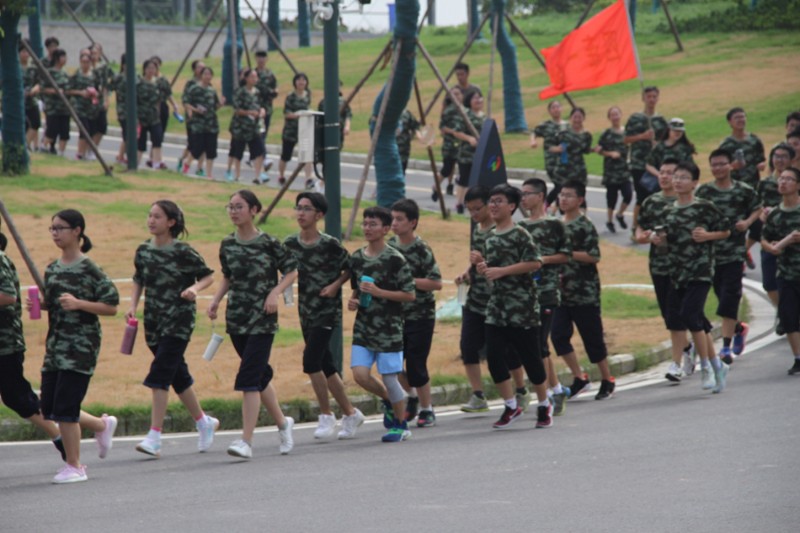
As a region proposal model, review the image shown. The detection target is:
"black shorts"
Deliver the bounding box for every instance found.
[25,106,41,131]
[160,101,170,131]
[231,136,267,161]
[761,250,778,293]
[456,162,471,187]
[0,352,41,419]
[189,131,218,160]
[440,156,457,179]
[606,181,633,209]
[485,324,546,386]
[403,318,435,388]
[143,336,194,394]
[262,114,273,140]
[280,139,296,162]
[138,122,164,151]
[45,114,70,142]
[651,273,672,325]
[91,111,108,136]
[230,333,274,392]
[77,116,93,140]
[460,306,486,365]
[302,325,337,377]
[666,282,712,333]
[777,277,800,334]
[748,218,763,243]
[551,305,608,364]
[40,370,91,423]
[539,306,555,358]
[119,119,128,142]
[712,261,744,320]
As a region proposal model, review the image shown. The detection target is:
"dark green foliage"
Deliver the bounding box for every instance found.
[659,0,800,32]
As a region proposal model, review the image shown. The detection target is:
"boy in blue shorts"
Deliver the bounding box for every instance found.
[348,207,416,442]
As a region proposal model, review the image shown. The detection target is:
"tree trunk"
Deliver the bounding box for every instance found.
[268,0,281,51]
[1,9,30,176]
[297,0,310,48]
[468,0,482,40]
[222,0,244,102]
[27,0,44,59]
[492,0,528,133]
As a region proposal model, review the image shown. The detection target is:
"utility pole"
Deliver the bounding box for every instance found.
[125,0,137,170]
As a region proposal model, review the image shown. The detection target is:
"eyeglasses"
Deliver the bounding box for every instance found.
[361,222,383,229]
[773,154,791,160]
[294,205,317,213]
[226,204,247,212]
[778,176,798,183]
[48,225,72,233]
[488,198,507,206]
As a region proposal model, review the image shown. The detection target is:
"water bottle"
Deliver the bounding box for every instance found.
[120,318,138,355]
[173,111,185,123]
[28,286,41,320]
[283,281,294,306]
[456,282,470,306]
[359,275,374,308]
[203,333,224,361]
[560,142,569,164]
[734,148,745,166]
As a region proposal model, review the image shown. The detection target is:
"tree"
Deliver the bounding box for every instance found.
[0,0,32,176]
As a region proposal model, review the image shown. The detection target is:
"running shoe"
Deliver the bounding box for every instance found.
[95,414,117,459]
[197,415,219,452]
[405,396,419,423]
[305,178,315,190]
[461,393,490,413]
[732,322,749,356]
[135,436,162,457]
[616,214,628,229]
[595,378,616,400]
[446,183,454,196]
[278,176,287,185]
[381,421,411,443]
[535,403,554,428]
[314,414,337,439]
[381,399,395,429]
[516,389,531,413]
[719,347,734,366]
[568,374,591,399]
[682,343,696,376]
[606,221,616,234]
[455,203,465,215]
[492,405,523,429]
[225,170,234,182]
[279,417,295,455]
[417,410,436,428]
[788,359,800,376]
[181,162,190,174]
[337,409,365,440]
[196,168,206,177]
[552,388,569,416]
[227,439,252,459]
[665,362,683,383]
[745,251,756,269]
[712,363,729,394]
[263,158,274,172]
[53,464,87,484]
[431,186,439,202]
[701,367,716,390]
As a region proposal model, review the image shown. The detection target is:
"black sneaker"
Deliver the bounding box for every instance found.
[616,214,628,229]
[53,437,66,461]
[431,186,439,202]
[492,405,523,429]
[417,410,436,428]
[446,183,454,196]
[305,179,314,190]
[405,396,419,422]
[535,403,553,428]
[568,374,591,398]
[456,203,465,215]
[595,378,616,400]
[789,359,800,376]
[606,221,616,233]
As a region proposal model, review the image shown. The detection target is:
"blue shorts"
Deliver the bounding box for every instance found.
[350,345,403,375]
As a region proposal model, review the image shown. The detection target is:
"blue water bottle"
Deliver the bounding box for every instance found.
[173,111,185,123]
[359,275,374,308]
[560,142,568,164]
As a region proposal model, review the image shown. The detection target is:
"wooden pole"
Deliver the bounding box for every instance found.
[340,40,392,115]
[661,0,684,52]
[242,25,252,69]
[171,0,224,88]
[344,42,402,241]
[257,163,305,224]
[205,17,228,58]
[56,0,110,63]
[413,79,448,219]
[242,0,299,75]
[0,199,45,294]
[504,13,577,109]
[21,39,113,177]
[487,12,498,119]
[575,0,598,29]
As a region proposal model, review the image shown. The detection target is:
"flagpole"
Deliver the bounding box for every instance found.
[623,0,644,87]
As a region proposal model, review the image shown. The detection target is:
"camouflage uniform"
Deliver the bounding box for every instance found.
[484,225,542,328]
[646,141,695,170]
[597,128,631,186]
[457,109,485,165]
[762,203,800,281]
[42,257,119,375]
[552,129,593,186]
[532,119,567,178]
[219,232,295,335]
[396,110,421,165]
[136,77,161,127]
[0,252,25,357]
[283,233,348,330]
[349,246,415,352]
[388,236,442,321]
[111,73,128,122]
[230,86,262,142]
[185,84,220,134]
[624,112,668,171]
[182,78,199,107]
[282,90,311,144]
[518,217,571,308]
[464,224,495,316]
[560,215,601,307]
[41,68,70,117]
[22,65,39,114]
[663,200,729,288]
[155,76,171,106]
[68,70,100,120]
[439,102,463,160]
[255,68,278,116]
[696,181,761,266]
[133,240,214,347]
[93,63,114,109]
[718,134,766,189]
[638,192,676,278]
[757,175,782,209]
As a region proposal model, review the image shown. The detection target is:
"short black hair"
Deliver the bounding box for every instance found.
[464,89,483,110]
[769,143,796,171]
[785,111,800,125]
[561,179,586,198]
[675,161,701,181]
[255,50,268,58]
[455,62,469,73]
[660,157,680,168]
[296,191,327,214]
[45,36,60,48]
[51,49,66,64]
[464,185,490,204]
[363,206,392,227]
[642,85,659,95]
[709,148,732,163]
[726,107,745,121]
[391,198,420,229]
[232,190,263,213]
[787,127,800,140]
[522,177,547,196]
[489,184,521,215]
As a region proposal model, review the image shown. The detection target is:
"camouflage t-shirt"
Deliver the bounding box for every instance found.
[229,86,261,142]
[646,140,695,170]
[625,112,668,171]
[220,232,296,336]
[136,77,161,127]
[757,175,781,209]
[69,70,100,119]
[42,256,119,376]
[133,240,214,347]
[181,78,199,106]
[560,215,601,307]
[255,68,278,114]
[282,90,311,143]
[93,63,114,107]
[42,68,70,116]
[396,110,421,161]
[111,73,128,122]
[439,103,463,158]
[637,191,678,277]
[155,76,172,104]
[185,84,220,134]
[23,65,39,111]
[457,109,485,165]
[532,119,567,176]
[597,127,631,186]
[349,246,415,352]
[553,129,592,185]
[695,181,761,265]
[465,224,495,315]
[484,225,541,328]
[762,202,800,281]
[518,217,571,308]
[388,235,442,321]
[0,251,25,357]
[283,232,348,330]
[663,199,729,288]
[718,134,766,188]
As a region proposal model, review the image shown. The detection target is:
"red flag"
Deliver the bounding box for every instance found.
[539,0,640,99]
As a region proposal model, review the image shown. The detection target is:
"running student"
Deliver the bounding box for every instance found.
[183,66,221,179]
[226,69,269,184]
[41,48,70,156]
[126,201,218,458]
[530,100,567,200]
[283,192,365,440]
[36,209,119,484]
[550,180,616,400]
[761,167,800,375]
[519,178,572,416]
[432,86,462,203]
[389,199,443,427]
[595,106,632,233]
[278,72,312,186]
[254,49,278,172]
[347,207,416,443]
[450,90,486,214]
[645,117,696,178]
[476,184,552,429]
[178,59,208,176]
[662,161,731,393]
[19,40,41,152]
[136,59,165,169]
[550,107,592,211]
[208,191,296,458]
[696,149,762,363]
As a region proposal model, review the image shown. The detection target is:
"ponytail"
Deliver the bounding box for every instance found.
[80,234,93,253]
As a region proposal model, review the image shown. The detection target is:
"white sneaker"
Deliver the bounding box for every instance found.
[682,343,696,375]
[337,409,365,440]
[135,436,162,457]
[314,413,337,439]
[95,414,117,459]
[197,416,219,452]
[227,439,252,459]
[279,417,294,455]
[53,464,88,484]
[701,367,716,390]
[665,362,683,383]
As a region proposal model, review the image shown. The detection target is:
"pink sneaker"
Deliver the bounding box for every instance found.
[53,464,88,484]
[95,414,118,459]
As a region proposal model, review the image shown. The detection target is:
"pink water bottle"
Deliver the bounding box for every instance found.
[120,318,138,355]
[28,286,41,320]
